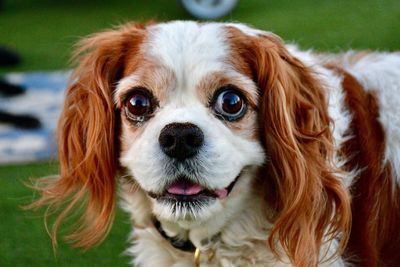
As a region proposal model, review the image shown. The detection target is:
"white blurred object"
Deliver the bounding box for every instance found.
[180,0,238,19]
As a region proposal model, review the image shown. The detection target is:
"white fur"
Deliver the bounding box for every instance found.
[146,21,230,92]
[115,21,399,266]
[342,52,400,181]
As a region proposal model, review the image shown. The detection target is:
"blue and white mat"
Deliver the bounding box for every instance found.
[0,71,70,164]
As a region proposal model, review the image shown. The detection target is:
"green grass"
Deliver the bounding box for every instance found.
[0,0,193,71]
[0,162,131,267]
[0,0,399,266]
[1,0,399,72]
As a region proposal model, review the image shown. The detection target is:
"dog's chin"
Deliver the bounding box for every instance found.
[148,174,240,223]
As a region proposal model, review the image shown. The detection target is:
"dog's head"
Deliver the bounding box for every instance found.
[116,22,266,226]
[34,21,351,266]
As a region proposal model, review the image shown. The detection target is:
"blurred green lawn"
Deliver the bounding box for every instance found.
[0,0,399,266]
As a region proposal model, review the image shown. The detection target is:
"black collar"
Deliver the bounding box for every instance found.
[154,219,196,252]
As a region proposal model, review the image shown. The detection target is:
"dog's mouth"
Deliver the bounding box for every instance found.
[148,175,240,203]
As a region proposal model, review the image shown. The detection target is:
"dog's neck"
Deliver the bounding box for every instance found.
[153,218,197,252]
[153,187,271,253]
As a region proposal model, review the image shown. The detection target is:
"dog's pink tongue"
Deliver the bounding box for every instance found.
[167,180,203,195]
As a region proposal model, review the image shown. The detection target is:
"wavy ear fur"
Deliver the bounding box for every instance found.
[228,28,351,266]
[256,35,351,267]
[29,23,146,248]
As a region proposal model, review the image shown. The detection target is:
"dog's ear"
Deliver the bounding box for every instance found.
[256,36,351,267]
[29,23,146,248]
[228,29,351,266]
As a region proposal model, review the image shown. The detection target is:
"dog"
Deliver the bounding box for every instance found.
[31,21,400,266]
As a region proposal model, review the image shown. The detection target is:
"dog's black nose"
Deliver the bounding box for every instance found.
[159,123,204,161]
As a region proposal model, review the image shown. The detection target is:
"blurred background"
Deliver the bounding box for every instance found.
[0,0,399,266]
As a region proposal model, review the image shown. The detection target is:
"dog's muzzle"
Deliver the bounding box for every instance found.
[150,122,240,206]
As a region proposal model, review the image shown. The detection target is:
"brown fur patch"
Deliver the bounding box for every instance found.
[28,22,149,248]
[115,64,176,109]
[196,71,258,109]
[332,67,400,267]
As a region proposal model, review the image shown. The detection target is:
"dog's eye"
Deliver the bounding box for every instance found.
[213,87,247,121]
[124,90,153,122]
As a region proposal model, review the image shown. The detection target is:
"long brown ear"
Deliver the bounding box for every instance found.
[228,29,351,266]
[29,23,146,248]
[258,36,351,267]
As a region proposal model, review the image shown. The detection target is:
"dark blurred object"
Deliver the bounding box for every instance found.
[0,79,25,96]
[0,78,42,129]
[0,111,42,129]
[0,45,25,96]
[180,0,238,19]
[0,46,21,66]
[0,45,42,129]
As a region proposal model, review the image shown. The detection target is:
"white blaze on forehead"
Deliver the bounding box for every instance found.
[144,21,230,93]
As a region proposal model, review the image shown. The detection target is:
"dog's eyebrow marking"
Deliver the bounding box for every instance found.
[114,65,176,108]
[196,71,259,110]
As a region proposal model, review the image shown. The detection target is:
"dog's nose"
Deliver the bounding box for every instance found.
[158,123,204,161]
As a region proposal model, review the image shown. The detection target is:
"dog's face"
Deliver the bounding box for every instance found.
[37,21,351,266]
[114,22,265,224]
